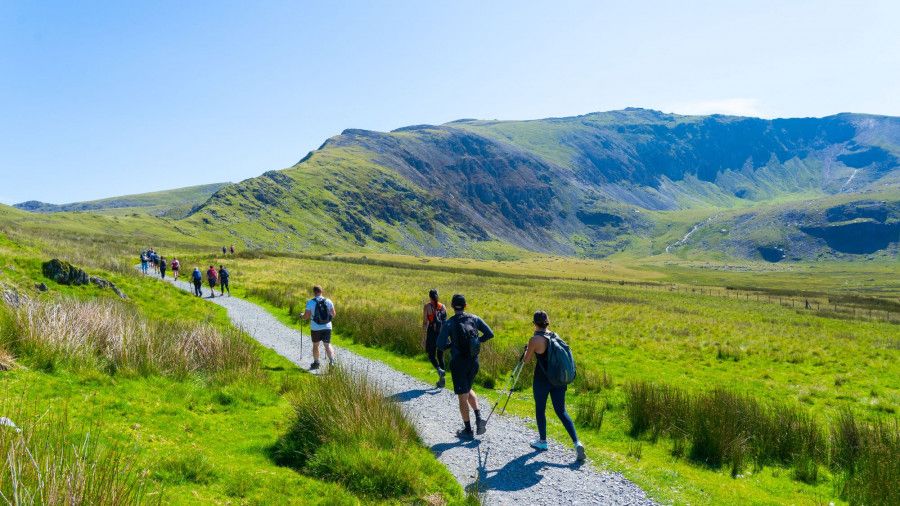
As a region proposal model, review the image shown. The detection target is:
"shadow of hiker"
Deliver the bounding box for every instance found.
[389,388,441,403]
[431,438,481,458]
[473,449,584,492]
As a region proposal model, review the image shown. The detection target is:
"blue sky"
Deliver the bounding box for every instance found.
[1,0,898,204]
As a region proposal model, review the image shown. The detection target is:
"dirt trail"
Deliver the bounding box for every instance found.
[151,273,654,505]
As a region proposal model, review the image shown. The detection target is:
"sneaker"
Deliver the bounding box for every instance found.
[456,428,474,440]
[435,373,446,389]
[309,362,320,371]
[475,418,487,435]
[530,439,548,451]
[575,442,586,462]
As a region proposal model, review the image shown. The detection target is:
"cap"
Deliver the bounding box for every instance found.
[451,294,466,310]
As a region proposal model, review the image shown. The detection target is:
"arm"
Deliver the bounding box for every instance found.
[476,317,494,342]
[422,304,430,332]
[523,335,541,363]
[302,300,312,321]
[328,299,336,318]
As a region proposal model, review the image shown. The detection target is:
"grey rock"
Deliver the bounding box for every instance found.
[42,259,89,285]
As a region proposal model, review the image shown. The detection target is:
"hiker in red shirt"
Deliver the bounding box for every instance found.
[423,289,448,388]
[206,265,218,298]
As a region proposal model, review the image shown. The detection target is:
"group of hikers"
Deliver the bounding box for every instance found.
[140,252,584,462]
[422,289,585,461]
[191,265,231,298]
[140,249,230,298]
[140,249,180,281]
[222,245,236,255]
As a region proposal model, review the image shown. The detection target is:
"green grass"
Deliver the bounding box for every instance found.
[214,251,898,505]
[0,230,465,505]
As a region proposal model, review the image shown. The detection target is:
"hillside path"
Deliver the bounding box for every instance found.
[152,273,654,505]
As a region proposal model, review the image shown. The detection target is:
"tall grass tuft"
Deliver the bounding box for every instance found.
[1,298,258,379]
[576,395,607,429]
[831,411,899,505]
[0,404,155,505]
[626,381,824,477]
[272,367,456,501]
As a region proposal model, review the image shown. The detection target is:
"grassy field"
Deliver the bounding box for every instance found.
[0,232,466,504]
[184,251,899,505]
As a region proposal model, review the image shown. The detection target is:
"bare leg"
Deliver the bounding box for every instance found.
[457,394,471,422]
[312,341,320,363]
[467,390,480,411]
[324,343,335,361]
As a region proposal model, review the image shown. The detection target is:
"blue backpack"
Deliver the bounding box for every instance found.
[539,331,577,386]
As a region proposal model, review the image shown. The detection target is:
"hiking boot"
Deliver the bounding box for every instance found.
[309,362,320,371]
[475,418,487,435]
[575,442,586,462]
[435,372,446,389]
[530,439,548,451]
[456,427,474,440]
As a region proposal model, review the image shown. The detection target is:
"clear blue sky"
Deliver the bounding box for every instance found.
[2,0,898,204]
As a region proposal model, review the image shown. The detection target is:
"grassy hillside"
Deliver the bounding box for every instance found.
[0,225,466,504]
[14,182,230,218]
[179,109,900,260]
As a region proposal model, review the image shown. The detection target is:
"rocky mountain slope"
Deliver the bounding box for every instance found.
[184,109,899,259]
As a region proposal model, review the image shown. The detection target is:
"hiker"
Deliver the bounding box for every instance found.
[229,244,235,255]
[302,285,335,370]
[523,310,585,462]
[218,265,230,296]
[191,267,203,297]
[206,265,218,297]
[436,294,493,439]
[159,257,167,279]
[140,252,148,274]
[171,258,180,280]
[222,246,227,255]
[422,289,448,388]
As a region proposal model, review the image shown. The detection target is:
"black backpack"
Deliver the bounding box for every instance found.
[312,297,332,325]
[452,313,481,358]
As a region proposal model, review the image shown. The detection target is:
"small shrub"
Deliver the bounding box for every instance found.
[272,367,456,502]
[576,395,606,430]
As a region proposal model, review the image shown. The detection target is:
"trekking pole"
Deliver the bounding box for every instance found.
[485,348,527,425]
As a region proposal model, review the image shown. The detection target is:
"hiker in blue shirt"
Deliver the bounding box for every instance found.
[191,267,203,297]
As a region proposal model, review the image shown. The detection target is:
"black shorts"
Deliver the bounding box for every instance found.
[449,358,479,395]
[311,329,332,343]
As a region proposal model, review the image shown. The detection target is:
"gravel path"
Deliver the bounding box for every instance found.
[153,273,654,505]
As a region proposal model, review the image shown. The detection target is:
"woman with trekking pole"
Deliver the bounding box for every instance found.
[523,310,585,462]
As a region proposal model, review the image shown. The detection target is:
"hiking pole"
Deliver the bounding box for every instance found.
[485,348,527,425]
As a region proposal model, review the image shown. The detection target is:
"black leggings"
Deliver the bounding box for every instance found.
[425,329,445,372]
[533,371,578,444]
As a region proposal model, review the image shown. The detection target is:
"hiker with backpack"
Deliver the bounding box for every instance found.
[171,258,180,280]
[140,252,148,274]
[218,265,230,296]
[302,285,336,370]
[229,244,235,255]
[523,310,585,462]
[423,289,448,388]
[159,257,167,279]
[222,246,227,256]
[192,267,203,297]
[206,265,218,298]
[436,294,494,439]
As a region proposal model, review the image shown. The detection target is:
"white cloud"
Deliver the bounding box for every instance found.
[662,98,774,118]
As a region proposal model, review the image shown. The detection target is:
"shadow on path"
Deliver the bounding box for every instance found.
[469,448,585,493]
[389,388,442,403]
[431,438,481,458]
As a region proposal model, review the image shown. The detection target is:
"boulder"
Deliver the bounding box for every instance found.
[42,259,89,285]
[1,287,24,307]
[35,282,48,292]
